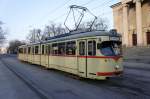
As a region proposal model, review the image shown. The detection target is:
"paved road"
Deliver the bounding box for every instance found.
[0,55,150,99]
[0,57,41,99]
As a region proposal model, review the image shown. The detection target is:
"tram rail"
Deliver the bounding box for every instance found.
[0,57,50,99]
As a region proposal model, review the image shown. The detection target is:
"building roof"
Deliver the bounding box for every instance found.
[110,2,122,8]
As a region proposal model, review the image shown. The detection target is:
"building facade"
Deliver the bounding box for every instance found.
[111,0,150,47]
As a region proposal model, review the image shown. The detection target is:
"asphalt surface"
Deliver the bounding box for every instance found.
[0,54,150,99]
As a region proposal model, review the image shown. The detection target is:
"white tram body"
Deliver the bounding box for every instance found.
[18,31,123,80]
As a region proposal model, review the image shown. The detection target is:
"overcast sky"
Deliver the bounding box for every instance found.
[0,0,119,44]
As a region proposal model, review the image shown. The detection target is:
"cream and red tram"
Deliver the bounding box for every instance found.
[18,30,123,80]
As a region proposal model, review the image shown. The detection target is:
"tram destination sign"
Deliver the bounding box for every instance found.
[110,37,120,41]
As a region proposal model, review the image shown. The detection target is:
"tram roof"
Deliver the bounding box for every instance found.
[44,30,121,43]
[19,30,121,47]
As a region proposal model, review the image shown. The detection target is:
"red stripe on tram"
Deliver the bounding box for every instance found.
[48,55,122,61]
[97,71,123,76]
[77,56,122,61]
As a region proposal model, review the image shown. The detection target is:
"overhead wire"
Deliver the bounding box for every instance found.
[39,0,72,24]
[48,0,97,22]
[47,0,72,15]
[89,0,116,20]
[91,0,114,10]
[41,0,116,26]
[81,0,96,6]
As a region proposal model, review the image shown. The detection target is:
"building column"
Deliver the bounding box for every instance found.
[122,4,129,46]
[135,0,143,46]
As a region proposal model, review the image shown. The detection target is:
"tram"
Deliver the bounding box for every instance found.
[18,30,123,80]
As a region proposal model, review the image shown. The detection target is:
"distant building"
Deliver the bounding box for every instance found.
[111,0,150,47]
[0,47,7,54]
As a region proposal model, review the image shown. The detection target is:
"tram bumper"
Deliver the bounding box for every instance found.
[96,71,123,76]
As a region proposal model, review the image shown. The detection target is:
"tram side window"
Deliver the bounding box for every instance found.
[24,48,26,54]
[66,41,76,55]
[79,42,85,55]
[42,45,45,54]
[58,42,65,55]
[48,44,51,54]
[32,47,34,54]
[28,47,31,54]
[35,46,39,54]
[88,40,96,56]
[19,48,23,53]
[45,45,48,54]
[52,43,58,55]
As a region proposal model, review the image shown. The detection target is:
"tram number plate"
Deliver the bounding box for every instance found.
[110,37,119,41]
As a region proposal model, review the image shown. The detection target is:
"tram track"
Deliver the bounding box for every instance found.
[109,77,150,96]
[0,58,51,99]
[124,65,150,71]
[84,70,150,97]
[3,58,150,97]
[1,55,150,99]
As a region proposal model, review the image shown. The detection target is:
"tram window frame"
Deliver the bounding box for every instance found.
[48,44,52,55]
[66,41,76,55]
[28,47,31,54]
[42,45,45,55]
[32,47,34,54]
[79,41,85,55]
[88,40,96,56]
[58,42,66,55]
[19,48,23,53]
[52,43,58,55]
[35,46,39,54]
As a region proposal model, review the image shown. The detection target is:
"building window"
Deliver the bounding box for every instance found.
[66,41,76,55]
[79,41,85,55]
[35,46,39,54]
[88,40,96,56]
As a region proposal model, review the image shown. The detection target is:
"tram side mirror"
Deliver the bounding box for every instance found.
[97,43,101,49]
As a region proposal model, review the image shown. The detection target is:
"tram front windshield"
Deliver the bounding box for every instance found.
[99,41,121,56]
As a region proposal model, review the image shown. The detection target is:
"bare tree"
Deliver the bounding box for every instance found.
[7,40,25,54]
[26,17,108,43]
[78,17,109,31]
[93,18,109,31]
[43,23,66,37]
[0,21,6,46]
[26,28,43,43]
[26,23,67,43]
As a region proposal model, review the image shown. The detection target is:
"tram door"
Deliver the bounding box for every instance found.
[77,40,87,77]
[31,46,34,64]
[147,32,150,45]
